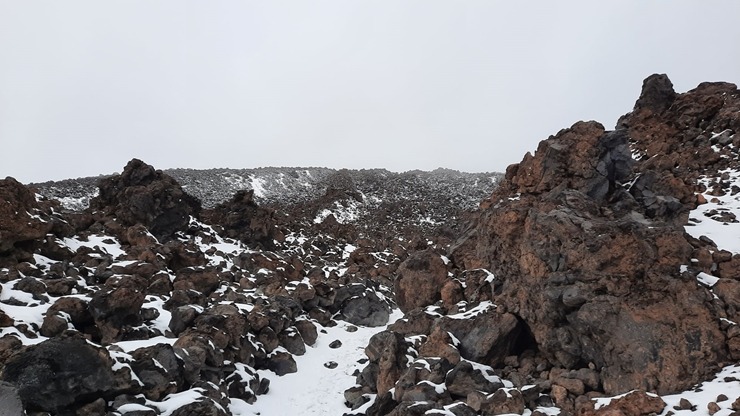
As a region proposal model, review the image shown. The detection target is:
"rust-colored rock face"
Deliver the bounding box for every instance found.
[0,177,54,256]
[452,74,740,395]
[394,249,449,313]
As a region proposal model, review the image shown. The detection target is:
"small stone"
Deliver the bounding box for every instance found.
[678,398,693,410]
[324,361,338,369]
[717,394,728,402]
[708,402,721,415]
[345,325,358,332]
[550,384,568,406]
[329,340,342,349]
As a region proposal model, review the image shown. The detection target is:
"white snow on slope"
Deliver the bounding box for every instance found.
[314,199,363,224]
[593,365,740,415]
[250,176,267,198]
[231,309,404,416]
[685,168,740,254]
[62,234,126,258]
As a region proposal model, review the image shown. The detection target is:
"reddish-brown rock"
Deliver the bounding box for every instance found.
[394,249,449,313]
[0,177,54,258]
[451,76,732,395]
[594,390,666,416]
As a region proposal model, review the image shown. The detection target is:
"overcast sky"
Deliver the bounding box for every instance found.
[2,1,740,183]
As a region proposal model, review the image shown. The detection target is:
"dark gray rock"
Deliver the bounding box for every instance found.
[445,360,504,398]
[1,334,125,413]
[0,381,23,416]
[130,343,184,401]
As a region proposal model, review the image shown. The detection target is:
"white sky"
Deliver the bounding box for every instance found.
[1,1,740,183]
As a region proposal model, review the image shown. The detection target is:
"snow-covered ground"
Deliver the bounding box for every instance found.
[686,168,740,253]
[231,309,404,415]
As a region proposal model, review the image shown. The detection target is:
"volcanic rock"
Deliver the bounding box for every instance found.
[1,333,133,413]
[0,381,24,416]
[130,343,184,401]
[364,331,411,395]
[445,360,504,398]
[437,306,522,368]
[452,105,727,395]
[89,158,201,242]
[593,390,666,416]
[335,282,391,327]
[202,189,282,249]
[394,249,449,313]
[0,177,54,259]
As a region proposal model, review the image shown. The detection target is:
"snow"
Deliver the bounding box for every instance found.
[61,234,126,258]
[113,336,179,353]
[231,309,404,416]
[0,281,53,328]
[313,199,363,224]
[33,254,56,269]
[657,365,740,416]
[117,403,155,414]
[342,243,357,260]
[461,358,503,386]
[697,272,720,287]
[147,388,220,416]
[446,301,495,320]
[685,168,740,254]
[250,176,267,198]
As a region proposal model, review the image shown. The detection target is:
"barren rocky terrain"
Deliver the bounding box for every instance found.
[2,74,740,416]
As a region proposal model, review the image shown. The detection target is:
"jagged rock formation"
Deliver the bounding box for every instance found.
[452,119,725,395]
[0,177,70,266]
[89,158,202,242]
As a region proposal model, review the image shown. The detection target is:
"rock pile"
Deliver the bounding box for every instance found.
[0,159,414,415]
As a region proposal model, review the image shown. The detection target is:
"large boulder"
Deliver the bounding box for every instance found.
[1,333,133,413]
[394,250,449,313]
[334,282,391,327]
[437,307,522,368]
[201,189,281,249]
[89,286,145,343]
[90,159,201,242]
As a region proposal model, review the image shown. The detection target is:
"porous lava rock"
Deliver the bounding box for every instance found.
[451,77,731,396]
[89,158,201,242]
[394,249,449,313]
[0,177,54,259]
[202,189,282,249]
[1,333,134,413]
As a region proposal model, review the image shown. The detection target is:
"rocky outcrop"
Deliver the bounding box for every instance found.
[0,177,57,263]
[452,119,725,395]
[451,75,738,397]
[202,189,282,249]
[89,158,201,242]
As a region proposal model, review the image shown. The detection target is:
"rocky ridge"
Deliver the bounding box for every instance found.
[0,74,739,416]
